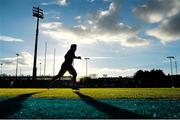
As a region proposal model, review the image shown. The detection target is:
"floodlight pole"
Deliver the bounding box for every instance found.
[40,62,42,76]
[20,68,21,76]
[175,59,178,75]
[32,6,44,80]
[167,56,175,75]
[84,58,90,77]
[44,42,47,76]
[0,63,3,76]
[53,48,56,76]
[16,53,19,80]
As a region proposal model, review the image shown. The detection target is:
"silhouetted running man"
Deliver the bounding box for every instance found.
[48,44,81,90]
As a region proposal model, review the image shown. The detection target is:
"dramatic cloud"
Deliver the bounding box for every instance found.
[134,0,180,43]
[41,0,67,6]
[0,52,33,66]
[57,0,67,6]
[121,36,150,47]
[40,2,54,6]
[74,16,81,23]
[147,13,180,43]
[0,53,63,76]
[133,0,180,23]
[44,11,61,20]
[0,35,24,42]
[74,16,81,20]
[41,1,149,47]
[87,0,95,2]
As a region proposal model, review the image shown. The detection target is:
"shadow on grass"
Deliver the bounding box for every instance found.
[74,91,151,119]
[0,92,41,118]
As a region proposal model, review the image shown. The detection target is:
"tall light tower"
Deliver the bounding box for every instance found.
[175,59,178,75]
[53,48,56,76]
[167,56,175,75]
[84,58,90,77]
[20,68,22,76]
[32,7,44,80]
[16,53,19,80]
[39,62,42,76]
[0,63,3,76]
[44,42,47,76]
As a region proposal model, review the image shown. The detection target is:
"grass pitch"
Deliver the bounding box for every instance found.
[0,88,180,99]
[0,88,180,118]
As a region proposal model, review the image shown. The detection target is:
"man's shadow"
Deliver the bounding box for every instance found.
[74,91,151,119]
[0,92,41,118]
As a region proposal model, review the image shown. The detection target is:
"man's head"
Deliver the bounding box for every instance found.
[70,44,77,51]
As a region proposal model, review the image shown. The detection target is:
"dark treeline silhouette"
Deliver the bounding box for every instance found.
[0,69,180,88]
[80,69,180,88]
[133,69,169,87]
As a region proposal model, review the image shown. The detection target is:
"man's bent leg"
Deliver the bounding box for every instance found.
[48,75,59,89]
[48,68,66,89]
[68,66,78,89]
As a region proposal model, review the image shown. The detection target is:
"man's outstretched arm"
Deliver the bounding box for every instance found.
[74,56,81,59]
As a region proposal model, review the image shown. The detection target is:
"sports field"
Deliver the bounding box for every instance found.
[0,88,180,119]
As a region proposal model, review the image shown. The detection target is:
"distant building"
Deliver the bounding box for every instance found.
[89,74,97,79]
[103,74,108,78]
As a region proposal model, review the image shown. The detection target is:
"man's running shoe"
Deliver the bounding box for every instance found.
[72,86,80,90]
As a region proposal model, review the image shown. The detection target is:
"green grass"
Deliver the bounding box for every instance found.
[0,88,180,99]
[0,88,180,118]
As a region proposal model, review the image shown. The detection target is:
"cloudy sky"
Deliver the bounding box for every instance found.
[0,0,180,77]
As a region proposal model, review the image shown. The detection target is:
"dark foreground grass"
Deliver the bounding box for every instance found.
[0,88,179,119]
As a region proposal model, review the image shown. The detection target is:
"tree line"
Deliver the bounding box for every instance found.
[0,69,180,88]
